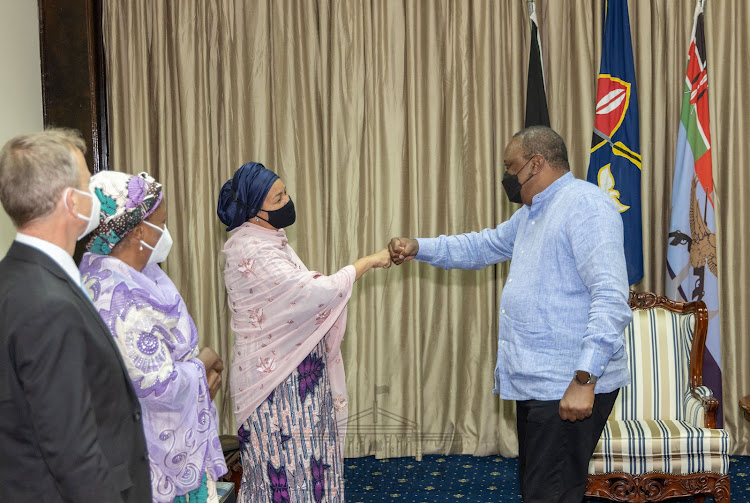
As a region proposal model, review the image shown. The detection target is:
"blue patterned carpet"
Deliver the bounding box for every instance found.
[344,455,750,502]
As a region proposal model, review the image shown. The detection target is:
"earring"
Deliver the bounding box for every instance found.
[139,243,143,251]
[256,217,259,222]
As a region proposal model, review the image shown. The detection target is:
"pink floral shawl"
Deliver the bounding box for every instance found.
[222,222,354,435]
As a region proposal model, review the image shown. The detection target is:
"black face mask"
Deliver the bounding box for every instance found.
[501,157,535,204]
[258,197,296,228]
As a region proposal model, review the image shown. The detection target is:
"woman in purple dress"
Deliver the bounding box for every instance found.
[217,162,390,502]
[80,171,227,503]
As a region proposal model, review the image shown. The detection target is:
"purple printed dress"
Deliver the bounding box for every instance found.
[79,253,227,503]
[237,338,343,503]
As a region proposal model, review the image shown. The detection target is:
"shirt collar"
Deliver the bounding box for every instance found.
[15,233,82,285]
[531,171,574,206]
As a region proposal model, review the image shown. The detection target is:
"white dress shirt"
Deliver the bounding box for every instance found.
[15,233,84,287]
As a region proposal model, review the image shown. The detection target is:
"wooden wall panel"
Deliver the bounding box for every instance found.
[38,0,107,174]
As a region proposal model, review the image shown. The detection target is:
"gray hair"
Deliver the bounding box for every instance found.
[0,128,87,228]
[513,125,570,171]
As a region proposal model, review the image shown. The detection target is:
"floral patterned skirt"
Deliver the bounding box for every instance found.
[237,339,343,503]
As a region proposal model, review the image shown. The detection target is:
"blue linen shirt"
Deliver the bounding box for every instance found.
[415,172,631,401]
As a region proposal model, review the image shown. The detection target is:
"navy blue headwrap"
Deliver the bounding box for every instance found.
[217,162,279,231]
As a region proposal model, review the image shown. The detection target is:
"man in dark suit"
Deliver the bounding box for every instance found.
[0,129,152,502]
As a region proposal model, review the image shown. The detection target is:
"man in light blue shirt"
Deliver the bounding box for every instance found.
[388,126,632,503]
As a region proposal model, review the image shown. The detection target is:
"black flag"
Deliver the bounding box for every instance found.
[525,1,550,127]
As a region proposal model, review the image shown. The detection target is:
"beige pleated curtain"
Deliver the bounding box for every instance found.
[102,0,750,458]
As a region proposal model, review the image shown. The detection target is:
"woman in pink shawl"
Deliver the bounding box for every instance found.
[217,162,390,503]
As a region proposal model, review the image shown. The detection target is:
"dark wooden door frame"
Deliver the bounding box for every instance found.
[38,0,108,174]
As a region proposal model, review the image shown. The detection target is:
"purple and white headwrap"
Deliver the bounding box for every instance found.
[85,171,163,255]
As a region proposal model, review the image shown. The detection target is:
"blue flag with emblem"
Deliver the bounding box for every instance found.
[587,0,643,285]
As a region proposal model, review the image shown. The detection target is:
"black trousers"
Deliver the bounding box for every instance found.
[516,389,619,503]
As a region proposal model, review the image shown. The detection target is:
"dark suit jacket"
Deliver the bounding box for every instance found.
[0,242,151,502]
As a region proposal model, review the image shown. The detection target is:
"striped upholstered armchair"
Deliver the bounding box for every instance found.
[586,291,731,503]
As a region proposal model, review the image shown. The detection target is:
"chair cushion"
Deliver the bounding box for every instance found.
[588,418,730,475]
[612,308,695,421]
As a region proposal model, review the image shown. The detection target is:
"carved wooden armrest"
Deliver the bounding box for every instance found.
[690,388,718,428]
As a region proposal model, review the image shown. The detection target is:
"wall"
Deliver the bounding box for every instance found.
[0,0,44,257]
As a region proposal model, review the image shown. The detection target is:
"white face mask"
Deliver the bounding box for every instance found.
[65,188,101,241]
[140,220,173,265]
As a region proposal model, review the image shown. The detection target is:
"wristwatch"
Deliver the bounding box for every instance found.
[574,370,598,385]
